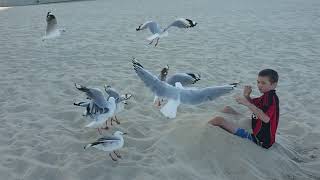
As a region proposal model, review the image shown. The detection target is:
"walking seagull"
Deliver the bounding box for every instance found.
[104,85,132,125]
[84,131,127,161]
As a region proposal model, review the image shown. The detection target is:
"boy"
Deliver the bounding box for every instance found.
[208,69,279,149]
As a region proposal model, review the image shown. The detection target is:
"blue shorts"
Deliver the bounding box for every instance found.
[234,128,260,144]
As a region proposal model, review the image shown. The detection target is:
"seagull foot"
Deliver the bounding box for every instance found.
[109,153,117,161]
[114,151,122,158]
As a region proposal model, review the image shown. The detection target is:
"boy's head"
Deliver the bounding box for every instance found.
[257,69,278,93]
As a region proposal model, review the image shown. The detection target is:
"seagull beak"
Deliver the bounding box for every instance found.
[123,132,128,135]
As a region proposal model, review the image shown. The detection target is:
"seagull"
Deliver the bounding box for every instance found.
[43,12,65,40]
[104,85,132,125]
[132,58,237,118]
[136,18,197,46]
[74,83,117,133]
[84,131,127,161]
[154,65,201,107]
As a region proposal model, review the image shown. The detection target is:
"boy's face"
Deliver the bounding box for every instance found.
[257,76,277,93]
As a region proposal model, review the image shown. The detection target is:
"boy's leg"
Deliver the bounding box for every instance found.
[221,106,240,115]
[208,116,256,144]
[208,116,237,134]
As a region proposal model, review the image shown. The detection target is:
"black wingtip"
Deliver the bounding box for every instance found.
[187,73,201,82]
[136,24,142,31]
[229,82,239,87]
[185,19,197,27]
[132,58,143,68]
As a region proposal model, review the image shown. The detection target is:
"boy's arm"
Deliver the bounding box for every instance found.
[235,96,270,123]
[246,103,270,123]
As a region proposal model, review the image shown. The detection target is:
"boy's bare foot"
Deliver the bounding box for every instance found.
[208,116,237,134]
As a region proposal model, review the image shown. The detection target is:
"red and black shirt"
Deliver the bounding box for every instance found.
[250,90,279,149]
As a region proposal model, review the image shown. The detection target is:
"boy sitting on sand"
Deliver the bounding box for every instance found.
[209,69,279,149]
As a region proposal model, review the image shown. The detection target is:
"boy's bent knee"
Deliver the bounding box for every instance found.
[208,116,225,126]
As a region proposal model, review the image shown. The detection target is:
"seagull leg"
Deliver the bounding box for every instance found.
[97,128,102,135]
[114,116,120,124]
[113,151,122,158]
[109,153,117,161]
[148,39,154,45]
[154,38,159,47]
[103,121,109,130]
[154,99,161,107]
[110,117,113,126]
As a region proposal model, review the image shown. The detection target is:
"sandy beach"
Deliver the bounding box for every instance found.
[0,0,319,179]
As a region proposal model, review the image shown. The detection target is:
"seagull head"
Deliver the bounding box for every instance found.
[113,131,127,136]
[84,143,92,150]
[46,12,56,21]
[193,21,197,26]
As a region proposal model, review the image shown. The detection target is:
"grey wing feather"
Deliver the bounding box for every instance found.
[133,63,179,100]
[75,84,108,108]
[91,139,120,146]
[164,19,189,31]
[105,87,120,100]
[98,136,121,141]
[179,86,235,104]
[166,73,195,86]
[147,21,162,34]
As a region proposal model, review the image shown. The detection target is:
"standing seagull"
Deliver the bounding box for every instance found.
[136,18,197,46]
[74,83,116,133]
[84,131,127,161]
[43,12,65,40]
[132,59,237,118]
[104,85,132,125]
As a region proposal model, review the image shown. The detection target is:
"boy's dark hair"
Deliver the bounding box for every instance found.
[258,69,278,83]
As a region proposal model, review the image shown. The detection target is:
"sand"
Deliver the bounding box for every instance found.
[0,0,319,179]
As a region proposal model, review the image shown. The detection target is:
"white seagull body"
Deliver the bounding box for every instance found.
[43,12,65,40]
[74,84,116,130]
[84,131,126,161]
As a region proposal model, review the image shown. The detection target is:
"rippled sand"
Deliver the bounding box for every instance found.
[0,0,319,179]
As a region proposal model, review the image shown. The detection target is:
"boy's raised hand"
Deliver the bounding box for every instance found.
[235,96,251,106]
[243,85,252,97]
